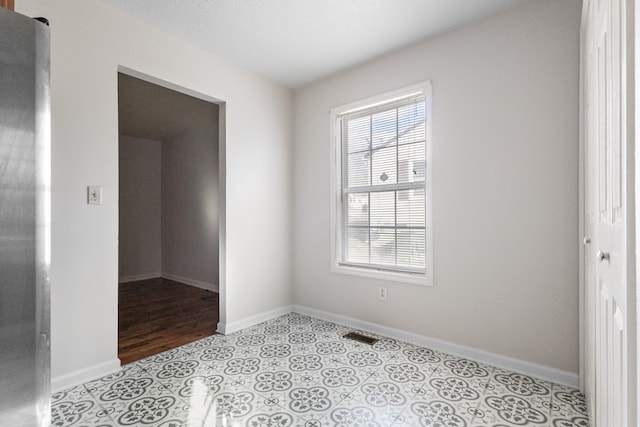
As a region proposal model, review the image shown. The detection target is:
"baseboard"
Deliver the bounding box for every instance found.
[52,358,121,392]
[217,305,293,335]
[117,272,219,292]
[118,272,161,283]
[162,273,219,293]
[293,305,579,388]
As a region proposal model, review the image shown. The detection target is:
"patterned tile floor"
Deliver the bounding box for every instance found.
[51,313,589,426]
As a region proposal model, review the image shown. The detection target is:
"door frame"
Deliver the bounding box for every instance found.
[115,64,228,340]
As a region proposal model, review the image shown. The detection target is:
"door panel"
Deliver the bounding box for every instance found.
[583,0,633,425]
[596,24,608,222]
[612,302,625,427]
[595,281,610,425]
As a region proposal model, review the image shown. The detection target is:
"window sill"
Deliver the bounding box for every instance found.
[331,263,432,286]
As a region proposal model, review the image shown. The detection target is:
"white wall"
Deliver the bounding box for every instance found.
[118,124,219,290]
[162,124,219,289]
[16,0,293,388]
[294,0,581,374]
[118,135,162,281]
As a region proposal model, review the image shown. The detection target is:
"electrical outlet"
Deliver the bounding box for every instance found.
[378,286,387,301]
[87,185,102,205]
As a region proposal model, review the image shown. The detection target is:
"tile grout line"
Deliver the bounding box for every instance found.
[52,313,588,427]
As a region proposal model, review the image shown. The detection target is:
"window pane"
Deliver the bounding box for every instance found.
[397,188,425,227]
[346,227,369,264]
[337,90,428,276]
[370,191,395,226]
[371,146,396,185]
[397,229,425,268]
[398,102,426,145]
[398,141,426,183]
[346,115,370,154]
[372,108,397,150]
[347,152,370,187]
[370,228,395,265]
[347,193,369,226]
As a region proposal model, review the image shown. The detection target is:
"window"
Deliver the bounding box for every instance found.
[330,82,432,286]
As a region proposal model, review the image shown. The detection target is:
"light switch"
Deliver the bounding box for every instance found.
[87,185,102,205]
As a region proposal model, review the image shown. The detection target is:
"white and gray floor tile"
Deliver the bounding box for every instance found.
[51,313,588,426]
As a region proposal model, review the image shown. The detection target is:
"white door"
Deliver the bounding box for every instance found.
[583,0,634,425]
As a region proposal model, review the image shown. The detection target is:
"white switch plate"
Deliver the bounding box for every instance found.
[87,185,102,205]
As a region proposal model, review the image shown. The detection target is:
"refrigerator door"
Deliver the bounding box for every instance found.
[0,7,51,427]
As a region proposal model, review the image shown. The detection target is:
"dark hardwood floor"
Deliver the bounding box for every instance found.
[118,277,219,365]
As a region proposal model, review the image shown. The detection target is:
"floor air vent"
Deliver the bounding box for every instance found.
[343,332,379,345]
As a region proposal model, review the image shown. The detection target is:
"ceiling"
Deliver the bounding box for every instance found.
[99,0,527,89]
[118,73,218,141]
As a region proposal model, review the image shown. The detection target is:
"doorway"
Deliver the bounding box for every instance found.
[117,72,221,364]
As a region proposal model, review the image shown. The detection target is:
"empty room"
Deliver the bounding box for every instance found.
[0,0,637,426]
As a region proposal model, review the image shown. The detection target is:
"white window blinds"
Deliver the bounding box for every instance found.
[337,93,427,274]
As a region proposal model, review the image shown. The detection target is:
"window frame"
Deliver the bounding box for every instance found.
[329,81,433,286]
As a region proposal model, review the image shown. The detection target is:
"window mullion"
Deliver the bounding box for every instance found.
[395,107,399,267]
[367,192,371,265]
[394,190,398,267]
[368,114,372,265]
[341,117,348,264]
[343,181,423,194]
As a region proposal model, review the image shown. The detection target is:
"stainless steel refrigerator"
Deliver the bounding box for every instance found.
[0,7,51,427]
